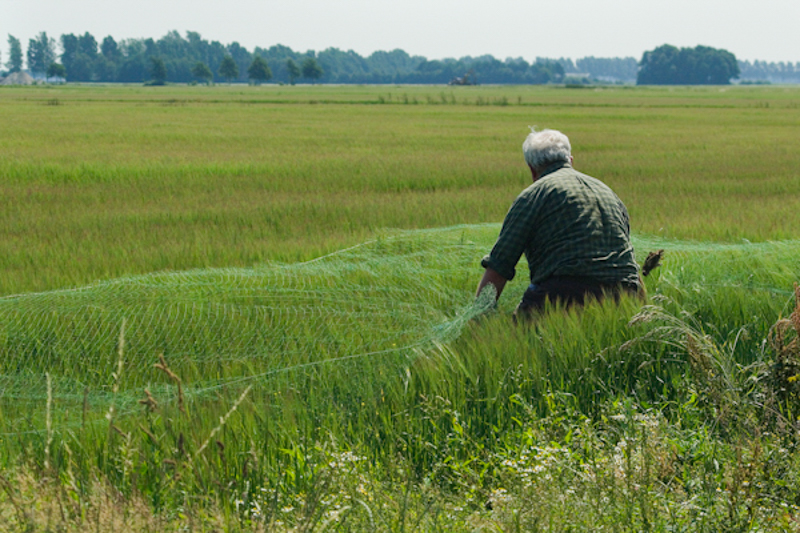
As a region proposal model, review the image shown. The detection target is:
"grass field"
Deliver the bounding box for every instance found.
[1,83,800,531]
[2,84,800,295]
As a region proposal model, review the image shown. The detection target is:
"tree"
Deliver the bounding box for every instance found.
[78,32,98,58]
[247,56,272,84]
[60,34,78,61]
[101,36,119,60]
[94,57,116,82]
[690,46,739,84]
[301,56,323,83]
[191,61,213,84]
[7,35,23,73]
[218,55,239,82]
[27,32,56,75]
[46,62,67,81]
[638,44,739,85]
[60,33,94,81]
[149,56,167,85]
[227,42,251,82]
[532,59,564,84]
[286,58,300,85]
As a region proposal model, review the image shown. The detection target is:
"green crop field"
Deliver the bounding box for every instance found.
[1,83,800,531]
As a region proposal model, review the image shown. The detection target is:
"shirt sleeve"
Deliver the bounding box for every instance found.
[480,194,535,282]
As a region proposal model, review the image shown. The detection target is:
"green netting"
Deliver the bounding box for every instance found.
[0,225,501,434]
[1,224,799,435]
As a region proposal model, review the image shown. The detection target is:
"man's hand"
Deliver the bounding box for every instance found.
[476,267,508,301]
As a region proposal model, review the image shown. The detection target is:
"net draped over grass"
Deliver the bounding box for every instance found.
[1,224,799,438]
[0,225,499,433]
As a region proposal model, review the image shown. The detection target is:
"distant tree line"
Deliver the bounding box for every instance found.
[737,60,800,84]
[544,57,639,83]
[576,57,639,82]
[3,30,640,85]
[7,32,798,86]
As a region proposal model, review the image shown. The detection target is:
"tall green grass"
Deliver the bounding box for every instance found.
[1,84,799,295]
[2,226,800,529]
[2,84,800,530]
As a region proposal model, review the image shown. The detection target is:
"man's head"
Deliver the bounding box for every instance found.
[522,128,572,178]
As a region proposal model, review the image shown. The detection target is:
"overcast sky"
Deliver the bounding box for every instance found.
[3,0,799,65]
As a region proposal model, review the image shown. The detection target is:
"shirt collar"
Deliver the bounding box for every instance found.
[539,161,571,179]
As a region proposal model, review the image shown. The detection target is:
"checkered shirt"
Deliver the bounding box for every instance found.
[481,163,640,286]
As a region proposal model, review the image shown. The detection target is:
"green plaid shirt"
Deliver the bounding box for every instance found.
[481,162,640,286]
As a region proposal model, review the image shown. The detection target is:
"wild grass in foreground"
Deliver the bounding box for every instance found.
[3,227,800,530]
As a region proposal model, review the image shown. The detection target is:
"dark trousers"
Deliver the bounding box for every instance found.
[514,275,644,321]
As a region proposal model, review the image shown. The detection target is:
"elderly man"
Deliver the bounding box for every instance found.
[476,128,642,319]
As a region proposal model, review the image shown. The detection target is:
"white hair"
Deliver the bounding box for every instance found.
[522,128,572,171]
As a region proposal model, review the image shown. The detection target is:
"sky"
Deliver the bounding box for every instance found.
[3,0,799,65]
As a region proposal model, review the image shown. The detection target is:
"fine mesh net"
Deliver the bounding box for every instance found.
[0,225,499,433]
[1,224,799,435]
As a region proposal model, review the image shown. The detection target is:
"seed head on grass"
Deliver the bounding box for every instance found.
[154,353,185,414]
[45,372,52,471]
[139,425,158,445]
[106,319,126,436]
[138,388,158,413]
